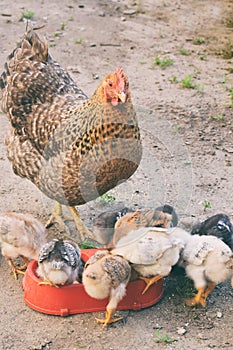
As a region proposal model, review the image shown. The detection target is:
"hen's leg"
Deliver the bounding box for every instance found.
[46,202,71,235]
[67,206,95,240]
[140,275,163,294]
[95,309,123,327]
[185,286,205,307]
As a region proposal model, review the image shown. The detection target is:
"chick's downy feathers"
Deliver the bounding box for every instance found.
[37,239,83,287]
[82,250,131,326]
[0,212,46,279]
[179,234,233,307]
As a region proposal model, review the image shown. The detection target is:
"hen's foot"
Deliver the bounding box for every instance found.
[185,286,206,307]
[95,309,122,327]
[140,275,163,294]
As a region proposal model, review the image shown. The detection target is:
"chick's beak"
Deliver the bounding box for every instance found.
[117,91,126,103]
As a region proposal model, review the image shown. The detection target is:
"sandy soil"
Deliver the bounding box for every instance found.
[0,0,233,349]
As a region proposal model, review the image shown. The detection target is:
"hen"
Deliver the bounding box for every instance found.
[0,29,141,240]
[178,234,233,307]
[191,213,233,249]
[37,238,83,287]
[0,212,46,279]
[111,226,185,294]
[82,249,131,326]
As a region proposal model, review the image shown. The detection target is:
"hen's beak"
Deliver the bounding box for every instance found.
[117,91,126,103]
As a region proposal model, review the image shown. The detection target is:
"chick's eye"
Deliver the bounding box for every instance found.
[108,82,113,87]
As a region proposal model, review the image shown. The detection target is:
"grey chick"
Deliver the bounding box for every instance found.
[37,239,83,287]
[92,207,130,245]
[82,249,131,326]
[191,213,233,249]
[0,212,46,279]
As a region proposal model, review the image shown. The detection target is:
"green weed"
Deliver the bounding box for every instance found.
[154,57,174,69]
[154,329,176,344]
[19,9,35,21]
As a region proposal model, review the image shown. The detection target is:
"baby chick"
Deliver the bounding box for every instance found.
[92,207,130,245]
[82,249,131,326]
[0,212,46,279]
[191,213,233,249]
[178,234,233,307]
[108,206,176,248]
[37,239,83,287]
[111,226,185,294]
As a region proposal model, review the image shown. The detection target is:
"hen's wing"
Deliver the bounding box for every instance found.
[1,30,87,154]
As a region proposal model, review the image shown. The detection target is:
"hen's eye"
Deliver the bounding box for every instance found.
[109,83,112,87]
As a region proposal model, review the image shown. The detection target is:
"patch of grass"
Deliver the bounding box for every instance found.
[60,22,65,30]
[210,114,224,121]
[202,199,211,210]
[154,57,174,69]
[98,193,116,205]
[169,75,178,83]
[74,37,84,44]
[192,37,205,45]
[79,238,99,249]
[199,55,207,61]
[180,74,196,89]
[229,88,233,107]
[19,9,35,21]
[179,48,190,56]
[176,276,196,298]
[154,329,176,344]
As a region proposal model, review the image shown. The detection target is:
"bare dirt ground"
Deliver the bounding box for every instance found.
[0,0,233,349]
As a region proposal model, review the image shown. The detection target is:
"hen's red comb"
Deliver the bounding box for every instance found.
[116,67,125,91]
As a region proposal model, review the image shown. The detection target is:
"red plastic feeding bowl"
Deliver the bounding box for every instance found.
[22,249,164,316]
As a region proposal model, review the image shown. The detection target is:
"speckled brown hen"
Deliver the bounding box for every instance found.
[0,30,142,240]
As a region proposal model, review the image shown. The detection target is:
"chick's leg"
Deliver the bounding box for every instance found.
[140,275,163,294]
[201,283,216,307]
[95,309,123,327]
[185,286,205,307]
[7,258,26,280]
[38,280,60,288]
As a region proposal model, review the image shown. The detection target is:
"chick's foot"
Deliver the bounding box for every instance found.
[185,286,206,307]
[95,309,123,327]
[140,275,163,294]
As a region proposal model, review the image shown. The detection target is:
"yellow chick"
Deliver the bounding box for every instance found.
[0,212,46,279]
[82,250,131,326]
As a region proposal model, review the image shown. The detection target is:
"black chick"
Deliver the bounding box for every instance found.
[37,239,83,287]
[191,213,233,249]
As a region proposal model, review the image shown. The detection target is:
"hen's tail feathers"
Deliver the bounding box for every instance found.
[0,29,48,91]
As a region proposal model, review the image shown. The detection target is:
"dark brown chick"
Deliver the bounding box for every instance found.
[0,30,141,241]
